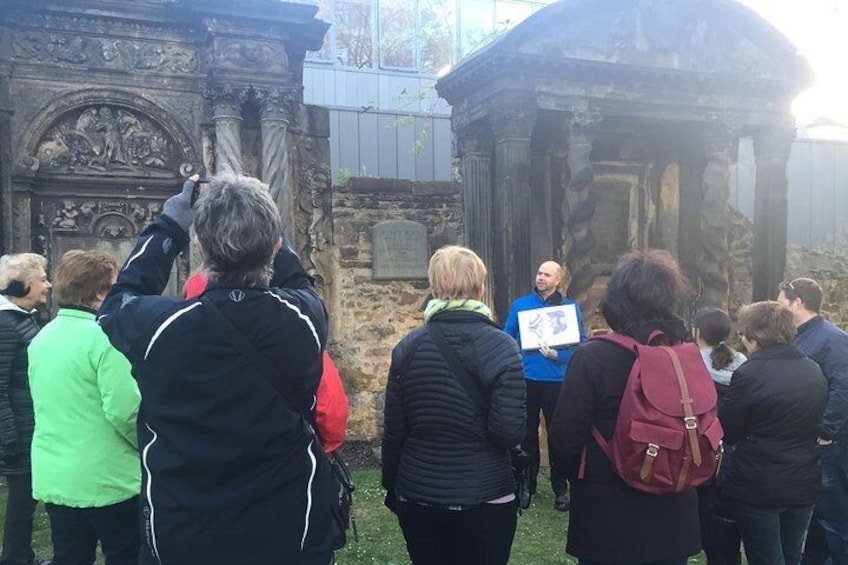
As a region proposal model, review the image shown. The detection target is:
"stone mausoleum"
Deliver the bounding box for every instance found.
[437,0,813,323]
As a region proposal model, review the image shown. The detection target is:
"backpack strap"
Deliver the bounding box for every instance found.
[426,323,488,416]
[201,296,307,419]
[660,345,703,466]
[590,333,639,351]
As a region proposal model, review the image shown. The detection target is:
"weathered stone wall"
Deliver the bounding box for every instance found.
[327,177,462,439]
[729,206,848,329]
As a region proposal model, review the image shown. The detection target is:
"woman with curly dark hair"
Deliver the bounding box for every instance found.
[549,250,701,565]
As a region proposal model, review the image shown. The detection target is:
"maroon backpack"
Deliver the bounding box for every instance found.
[580,331,724,494]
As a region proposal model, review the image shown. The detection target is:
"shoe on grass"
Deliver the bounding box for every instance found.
[554,494,569,512]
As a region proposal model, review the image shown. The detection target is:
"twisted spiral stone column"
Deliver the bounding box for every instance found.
[563,111,601,303]
[698,122,739,309]
[258,91,292,221]
[209,88,247,174]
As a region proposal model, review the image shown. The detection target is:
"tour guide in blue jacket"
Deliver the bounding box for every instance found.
[504,260,586,511]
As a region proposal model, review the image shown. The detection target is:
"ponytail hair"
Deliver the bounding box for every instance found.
[693,307,737,371]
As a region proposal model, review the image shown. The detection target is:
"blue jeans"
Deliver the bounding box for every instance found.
[733,501,815,565]
[802,440,848,565]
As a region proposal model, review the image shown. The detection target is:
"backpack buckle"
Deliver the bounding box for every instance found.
[646,443,660,457]
[684,416,697,430]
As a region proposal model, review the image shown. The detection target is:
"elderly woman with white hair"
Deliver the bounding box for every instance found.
[0,252,51,565]
[382,245,526,565]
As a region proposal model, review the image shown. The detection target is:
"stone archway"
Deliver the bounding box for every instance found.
[14,89,199,296]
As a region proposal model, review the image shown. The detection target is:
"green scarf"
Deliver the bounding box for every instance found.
[423,298,493,322]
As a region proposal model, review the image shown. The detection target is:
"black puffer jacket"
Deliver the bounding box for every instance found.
[0,298,41,476]
[382,310,526,506]
[719,343,828,507]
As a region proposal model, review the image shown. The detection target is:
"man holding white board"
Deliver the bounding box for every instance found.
[504,261,586,512]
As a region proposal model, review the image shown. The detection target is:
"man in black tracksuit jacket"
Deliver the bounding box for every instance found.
[99,174,333,564]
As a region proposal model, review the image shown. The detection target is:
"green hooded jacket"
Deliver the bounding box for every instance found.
[28,307,140,507]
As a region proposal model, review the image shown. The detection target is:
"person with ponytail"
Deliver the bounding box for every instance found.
[693,307,747,409]
[692,307,746,565]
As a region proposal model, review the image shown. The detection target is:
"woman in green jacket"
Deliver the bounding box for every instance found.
[28,249,140,565]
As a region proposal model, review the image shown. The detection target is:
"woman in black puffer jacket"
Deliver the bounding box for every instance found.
[720,301,828,565]
[382,245,526,565]
[0,252,51,565]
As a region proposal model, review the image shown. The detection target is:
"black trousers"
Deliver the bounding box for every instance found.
[396,500,517,565]
[522,379,567,495]
[697,484,742,565]
[0,473,37,565]
[45,496,140,565]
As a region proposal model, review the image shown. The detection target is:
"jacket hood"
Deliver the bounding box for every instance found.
[0,294,34,314]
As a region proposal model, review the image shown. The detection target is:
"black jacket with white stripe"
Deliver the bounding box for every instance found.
[99,215,333,565]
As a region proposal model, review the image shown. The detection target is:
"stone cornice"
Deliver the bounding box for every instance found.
[442,53,803,105]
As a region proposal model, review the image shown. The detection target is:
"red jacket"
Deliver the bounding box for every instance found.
[185,272,348,452]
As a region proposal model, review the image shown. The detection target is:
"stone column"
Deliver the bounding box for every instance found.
[457,123,494,304]
[258,89,294,228]
[698,123,739,309]
[752,127,794,301]
[489,102,536,322]
[208,87,246,174]
[562,110,601,303]
[0,73,12,254]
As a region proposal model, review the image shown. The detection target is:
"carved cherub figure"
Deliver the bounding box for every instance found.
[52,200,80,229]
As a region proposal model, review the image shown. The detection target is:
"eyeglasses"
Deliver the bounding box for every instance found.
[779,279,797,291]
[778,279,800,299]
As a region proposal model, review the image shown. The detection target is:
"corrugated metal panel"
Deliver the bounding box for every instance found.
[337,112,360,172]
[396,116,416,178]
[359,112,380,176]
[378,113,399,178]
[433,117,453,181]
[414,116,435,181]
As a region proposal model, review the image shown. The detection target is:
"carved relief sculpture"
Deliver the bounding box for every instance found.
[35,105,176,174]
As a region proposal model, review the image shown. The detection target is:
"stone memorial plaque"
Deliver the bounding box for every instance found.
[372,220,429,280]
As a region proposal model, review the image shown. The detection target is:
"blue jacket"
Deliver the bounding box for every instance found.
[503,289,586,382]
[795,315,848,440]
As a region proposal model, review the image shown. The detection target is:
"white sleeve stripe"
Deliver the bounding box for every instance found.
[143,302,203,360]
[123,235,155,271]
[264,291,322,350]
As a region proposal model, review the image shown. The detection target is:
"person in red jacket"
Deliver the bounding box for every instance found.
[185,271,348,453]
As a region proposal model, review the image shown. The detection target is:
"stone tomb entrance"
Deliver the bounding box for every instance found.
[437,0,813,322]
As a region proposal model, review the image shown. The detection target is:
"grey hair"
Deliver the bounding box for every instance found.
[0,253,47,293]
[192,172,282,286]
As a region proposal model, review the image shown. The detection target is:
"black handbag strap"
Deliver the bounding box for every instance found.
[426,323,488,416]
[200,296,304,417]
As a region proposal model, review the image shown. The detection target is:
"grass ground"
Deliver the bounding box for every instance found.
[4,469,711,564]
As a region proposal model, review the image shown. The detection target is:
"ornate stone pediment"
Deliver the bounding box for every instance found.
[513,0,801,82]
[12,31,197,74]
[34,105,179,175]
[211,38,289,74]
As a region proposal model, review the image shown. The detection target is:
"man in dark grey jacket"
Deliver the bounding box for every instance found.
[778,278,848,565]
[99,173,333,565]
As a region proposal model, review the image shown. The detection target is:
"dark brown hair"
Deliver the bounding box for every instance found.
[600,250,690,331]
[737,301,796,349]
[693,307,738,371]
[54,250,118,308]
[778,278,822,313]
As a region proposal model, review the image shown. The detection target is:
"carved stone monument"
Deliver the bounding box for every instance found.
[437,0,813,320]
[0,0,330,296]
